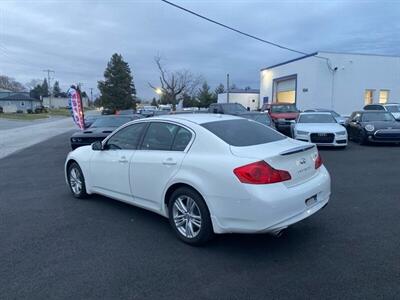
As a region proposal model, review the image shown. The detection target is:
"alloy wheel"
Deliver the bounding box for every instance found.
[69,167,83,195]
[172,195,202,238]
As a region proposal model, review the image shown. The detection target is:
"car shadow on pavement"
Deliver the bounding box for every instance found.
[86,192,323,255]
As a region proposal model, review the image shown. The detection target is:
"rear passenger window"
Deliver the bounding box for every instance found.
[140,122,192,151]
[172,127,192,151]
[202,119,285,147]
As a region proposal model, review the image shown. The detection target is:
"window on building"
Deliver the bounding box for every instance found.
[20,101,25,106]
[364,90,374,105]
[379,90,389,104]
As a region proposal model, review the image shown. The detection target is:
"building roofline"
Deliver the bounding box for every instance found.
[220,89,259,94]
[260,52,318,71]
[261,50,400,71]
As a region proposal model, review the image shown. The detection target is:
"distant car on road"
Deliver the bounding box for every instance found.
[238,112,275,129]
[293,112,348,147]
[65,113,330,245]
[262,103,300,135]
[345,111,400,144]
[101,108,116,115]
[70,115,141,149]
[303,108,347,125]
[208,103,248,115]
[363,103,400,120]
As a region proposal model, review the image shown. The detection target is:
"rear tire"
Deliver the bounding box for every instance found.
[67,162,88,199]
[168,187,213,246]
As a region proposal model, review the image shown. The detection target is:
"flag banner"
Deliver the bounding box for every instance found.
[67,87,85,130]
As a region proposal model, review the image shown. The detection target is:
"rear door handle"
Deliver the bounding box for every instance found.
[163,158,177,166]
[119,156,128,163]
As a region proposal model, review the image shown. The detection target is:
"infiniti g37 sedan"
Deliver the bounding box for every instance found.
[65,114,331,245]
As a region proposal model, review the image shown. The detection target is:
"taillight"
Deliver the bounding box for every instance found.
[233,161,291,184]
[315,153,323,169]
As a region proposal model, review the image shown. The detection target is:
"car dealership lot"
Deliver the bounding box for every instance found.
[0,133,399,299]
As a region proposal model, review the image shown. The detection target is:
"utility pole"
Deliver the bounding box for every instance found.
[90,88,93,107]
[43,69,55,108]
[226,73,230,104]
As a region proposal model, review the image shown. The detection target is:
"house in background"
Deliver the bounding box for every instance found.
[260,51,400,115]
[0,89,42,113]
[217,88,260,111]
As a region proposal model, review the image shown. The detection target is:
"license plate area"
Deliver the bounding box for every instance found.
[305,194,317,207]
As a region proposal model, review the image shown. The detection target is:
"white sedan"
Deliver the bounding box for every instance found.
[293,112,348,147]
[65,114,331,245]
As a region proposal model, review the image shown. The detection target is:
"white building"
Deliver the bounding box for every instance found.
[218,89,259,110]
[260,51,400,115]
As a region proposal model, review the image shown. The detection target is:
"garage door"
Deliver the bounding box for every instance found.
[275,77,296,104]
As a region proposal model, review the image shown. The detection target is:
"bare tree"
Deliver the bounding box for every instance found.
[0,75,26,92]
[149,56,201,109]
[25,79,42,91]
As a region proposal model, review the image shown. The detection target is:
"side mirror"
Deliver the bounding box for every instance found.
[91,140,103,151]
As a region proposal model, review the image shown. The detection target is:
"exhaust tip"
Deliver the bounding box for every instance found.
[271,228,286,238]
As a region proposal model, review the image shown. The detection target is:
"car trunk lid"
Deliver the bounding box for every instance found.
[230,138,319,186]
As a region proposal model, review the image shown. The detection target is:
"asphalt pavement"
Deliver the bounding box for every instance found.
[0,133,399,299]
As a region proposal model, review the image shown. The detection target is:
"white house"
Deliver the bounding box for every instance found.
[218,89,260,110]
[260,51,400,115]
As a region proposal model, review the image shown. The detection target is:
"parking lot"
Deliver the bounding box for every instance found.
[0,132,399,299]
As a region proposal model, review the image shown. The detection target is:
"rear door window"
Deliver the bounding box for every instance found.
[140,122,192,151]
[202,119,285,147]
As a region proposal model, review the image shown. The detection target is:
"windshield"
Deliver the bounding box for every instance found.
[270,104,298,113]
[329,111,340,117]
[298,114,336,123]
[222,103,247,113]
[241,114,271,125]
[385,105,400,112]
[91,116,132,128]
[362,112,394,122]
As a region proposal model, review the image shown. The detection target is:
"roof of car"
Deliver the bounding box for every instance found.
[150,113,241,125]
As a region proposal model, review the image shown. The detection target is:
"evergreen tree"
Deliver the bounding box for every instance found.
[53,81,61,96]
[197,82,215,108]
[214,83,225,95]
[98,53,136,110]
[182,93,199,108]
[151,97,158,107]
[41,78,49,97]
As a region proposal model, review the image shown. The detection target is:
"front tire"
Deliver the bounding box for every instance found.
[67,162,88,199]
[168,187,213,245]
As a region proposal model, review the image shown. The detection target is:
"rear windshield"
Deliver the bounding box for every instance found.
[386,105,400,112]
[202,119,285,147]
[222,103,247,114]
[270,104,298,113]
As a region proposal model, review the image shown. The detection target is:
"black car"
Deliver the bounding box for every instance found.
[70,115,142,149]
[208,103,248,115]
[237,112,276,129]
[101,108,116,115]
[84,115,100,128]
[345,111,400,144]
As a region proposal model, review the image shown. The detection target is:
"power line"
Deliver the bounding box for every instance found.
[160,0,308,56]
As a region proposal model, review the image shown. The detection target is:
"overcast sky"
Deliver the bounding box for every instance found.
[1,0,399,99]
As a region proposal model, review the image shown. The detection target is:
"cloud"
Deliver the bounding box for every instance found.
[0,0,398,98]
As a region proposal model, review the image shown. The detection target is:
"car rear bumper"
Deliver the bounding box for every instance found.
[208,166,331,234]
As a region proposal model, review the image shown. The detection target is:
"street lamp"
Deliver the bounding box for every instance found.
[155,88,163,95]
